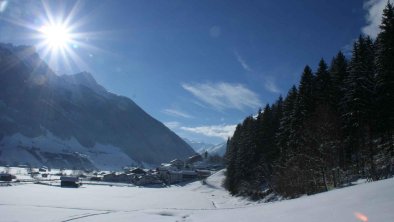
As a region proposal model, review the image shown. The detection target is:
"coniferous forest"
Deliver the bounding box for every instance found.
[224,3,394,198]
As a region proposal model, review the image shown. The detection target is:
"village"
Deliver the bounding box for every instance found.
[0,153,224,188]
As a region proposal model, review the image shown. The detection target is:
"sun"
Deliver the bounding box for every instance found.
[1,0,100,73]
[39,23,72,50]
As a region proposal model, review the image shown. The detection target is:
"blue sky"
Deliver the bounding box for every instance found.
[0,0,389,144]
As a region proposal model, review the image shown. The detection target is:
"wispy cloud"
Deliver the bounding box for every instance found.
[164,121,181,129]
[180,124,236,140]
[182,82,261,111]
[362,0,390,38]
[341,38,357,57]
[235,52,253,72]
[163,109,193,119]
[263,77,281,94]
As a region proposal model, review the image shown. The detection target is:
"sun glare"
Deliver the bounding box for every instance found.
[3,1,103,73]
[40,24,72,49]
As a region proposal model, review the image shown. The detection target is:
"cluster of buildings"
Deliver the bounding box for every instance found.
[92,154,219,186]
[1,154,223,188]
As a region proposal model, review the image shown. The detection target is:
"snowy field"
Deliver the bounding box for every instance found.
[0,170,393,222]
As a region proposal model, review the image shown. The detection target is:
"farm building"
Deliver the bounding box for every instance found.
[102,173,133,183]
[170,159,185,169]
[186,154,203,164]
[60,176,81,188]
[129,168,146,175]
[165,171,183,184]
[0,173,14,182]
[181,170,198,180]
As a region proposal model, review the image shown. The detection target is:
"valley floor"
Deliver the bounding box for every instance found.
[0,170,393,222]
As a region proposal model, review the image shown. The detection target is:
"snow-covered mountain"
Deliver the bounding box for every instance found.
[0,43,195,169]
[206,142,227,156]
[184,138,227,156]
[183,138,214,154]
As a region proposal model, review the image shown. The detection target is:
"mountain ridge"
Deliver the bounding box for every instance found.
[0,43,195,169]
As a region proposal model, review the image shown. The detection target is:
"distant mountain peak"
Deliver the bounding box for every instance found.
[183,138,226,156]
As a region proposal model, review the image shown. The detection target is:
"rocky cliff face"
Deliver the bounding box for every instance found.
[0,43,195,169]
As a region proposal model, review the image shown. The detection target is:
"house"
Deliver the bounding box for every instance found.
[181,170,198,180]
[0,173,14,182]
[39,166,48,172]
[192,161,210,170]
[186,154,203,164]
[157,164,178,177]
[170,159,184,169]
[130,168,146,175]
[102,173,133,183]
[60,176,81,188]
[133,173,162,186]
[196,170,211,178]
[90,176,102,181]
[165,171,183,184]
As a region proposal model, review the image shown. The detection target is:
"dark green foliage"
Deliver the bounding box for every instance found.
[315,59,331,102]
[329,51,348,111]
[225,3,394,199]
[341,35,376,175]
[374,2,394,178]
[376,3,394,137]
[276,86,298,159]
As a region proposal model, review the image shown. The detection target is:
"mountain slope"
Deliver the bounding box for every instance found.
[0,43,195,169]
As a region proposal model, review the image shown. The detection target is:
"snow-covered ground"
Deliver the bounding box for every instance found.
[0,170,393,222]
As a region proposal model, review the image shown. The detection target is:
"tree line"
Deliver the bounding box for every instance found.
[224,3,394,198]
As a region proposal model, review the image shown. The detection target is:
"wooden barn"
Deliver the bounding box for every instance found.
[60,176,81,188]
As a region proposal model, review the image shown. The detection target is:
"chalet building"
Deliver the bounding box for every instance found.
[90,176,102,181]
[103,173,130,183]
[166,171,183,184]
[133,173,162,186]
[196,170,211,178]
[0,173,14,182]
[129,168,146,175]
[157,164,178,177]
[60,176,81,188]
[170,159,185,169]
[181,170,198,180]
[186,154,203,165]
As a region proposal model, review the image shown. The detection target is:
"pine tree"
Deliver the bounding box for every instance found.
[291,66,316,153]
[374,2,394,177]
[375,2,394,139]
[224,125,242,194]
[329,52,348,168]
[276,86,298,158]
[329,51,348,110]
[294,66,316,123]
[315,59,331,102]
[342,35,376,177]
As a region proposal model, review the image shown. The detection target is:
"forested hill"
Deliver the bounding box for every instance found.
[224,2,394,198]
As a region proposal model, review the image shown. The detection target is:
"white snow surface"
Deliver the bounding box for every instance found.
[0,131,137,170]
[0,170,393,222]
